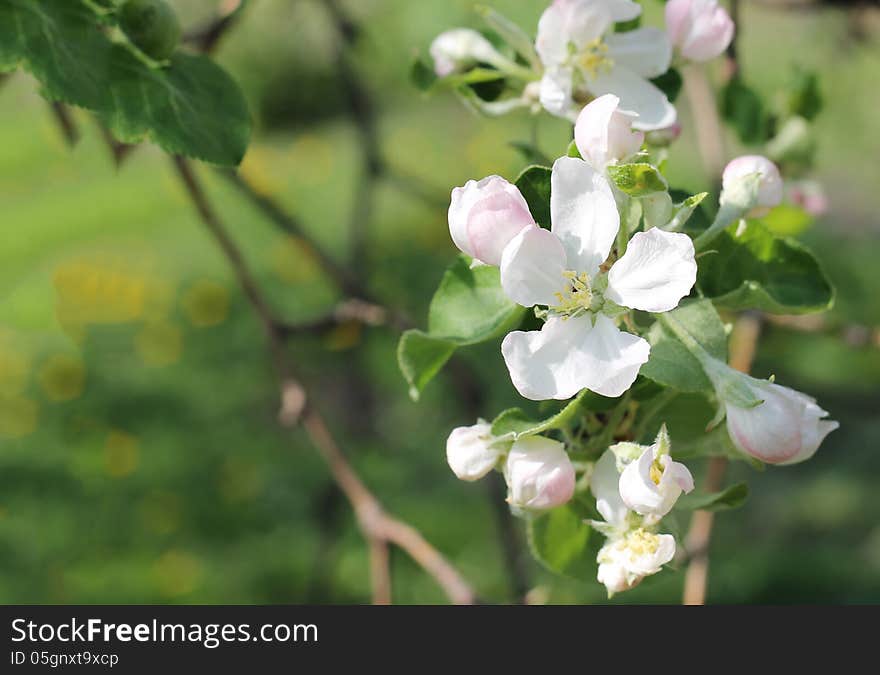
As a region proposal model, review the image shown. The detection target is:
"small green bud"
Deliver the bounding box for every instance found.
[119,0,181,62]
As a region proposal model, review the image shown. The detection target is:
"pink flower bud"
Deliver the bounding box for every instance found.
[505,436,575,510]
[722,155,783,217]
[574,94,645,170]
[665,0,734,63]
[725,379,839,465]
[448,176,536,266]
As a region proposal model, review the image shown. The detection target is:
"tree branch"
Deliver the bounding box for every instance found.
[682,312,762,605]
[183,0,249,54]
[173,156,474,605]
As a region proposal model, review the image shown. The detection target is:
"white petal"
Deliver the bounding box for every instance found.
[539,68,578,120]
[605,229,696,313]
[591,449,629,527]
[665,457,695,492]
[536,0,614,67]
[590,65,676,131]
[446,422,502,482]
[619,447,665,514]
[550,156,619,277]
[605,0,642,21]
[605,28,673,79]
[501,313,650,401]
[499,226,567,308]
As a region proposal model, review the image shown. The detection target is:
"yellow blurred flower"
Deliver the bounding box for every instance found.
[38,354,86,402]
[181,280,229,328]
[134,320,183,367]
[104,430,139,478]
[153,550,202,597]
[0,394,38,439]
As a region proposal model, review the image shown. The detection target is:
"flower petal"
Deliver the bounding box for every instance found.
[536,0,614,67]
[619,447,665,513]
[605,27,672,79]
[591,449,629,527]
[605,229,696,312]
[501,313,650,401]
[574,93,644,171]
[499,225,567,307]
[550,156,619,277]
[539,67,578,120]
[590,65,676,131]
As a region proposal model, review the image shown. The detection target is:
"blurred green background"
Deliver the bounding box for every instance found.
[1,0,878,604]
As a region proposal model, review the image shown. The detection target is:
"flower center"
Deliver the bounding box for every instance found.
[551,270,593,316]
[576,38,613,80]
[649,459,664,486]
[625,528,660,556]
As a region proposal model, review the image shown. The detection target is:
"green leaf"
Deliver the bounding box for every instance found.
[761,204,814,237]
[0,0,251,165]
[527,497,597,580]
[697,219,834,314]
[666,192,708,232]
[490,389,591,439]
[676,482,749,512]
[102,47,251,165]
[566,139,582,159]
[508,141,550,167]
[0,0,113,104]
[607,163,668,197]
[720,76,769,145]
[396,331,456,401]
[476,5,540,69]
[398,256,525,399]
[409,56,437,91]
[641,300,728,394]
[514,165,552,228]
[651,68,682,103]
[786,67,822,121]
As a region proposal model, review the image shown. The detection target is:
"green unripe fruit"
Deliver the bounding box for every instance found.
[119,0,181,61]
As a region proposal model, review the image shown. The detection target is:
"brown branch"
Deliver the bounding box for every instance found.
[682,312,762,605]
[173,156,474,605]
[683,65,727,180]
[369,538,392,604]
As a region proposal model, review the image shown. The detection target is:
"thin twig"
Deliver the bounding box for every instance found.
[49,102,79,146]
[184,0,249,54]
[369,538,392,604]
[173,156,474,605]
[682,312,762,605]
[683,65,727,180]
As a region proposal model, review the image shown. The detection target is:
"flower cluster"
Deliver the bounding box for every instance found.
[418,0,839,598]
[590,427,693,595]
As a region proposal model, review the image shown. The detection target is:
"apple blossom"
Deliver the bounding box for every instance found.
[448,176,536,266]
[505,436,575,510]
[429,28,510,78]
[596,528,676,596]
[665,0,734,63]
[535,0,675,129]
[446,421,506,481]
[497,157,696,400]
[589,448,630,531]
[574,94,644,171]
[721,155,783,217]
[617,426,694,517]
[789,180,828,217]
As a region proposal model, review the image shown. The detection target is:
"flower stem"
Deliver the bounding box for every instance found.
[692,202,743,252]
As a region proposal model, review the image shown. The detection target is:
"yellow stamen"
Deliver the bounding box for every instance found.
[550,270,593,316]
[577,38,613,79]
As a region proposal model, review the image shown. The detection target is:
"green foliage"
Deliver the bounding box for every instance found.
[651,68,683,103]
[490,389,592,439]
[0,0,250,165]
[697,220,834,314]
[721,76,769,145]
[527,497,597,580]
[641,300,728,394]
[786,67,822,121]
[476,5,540,69]
[508,141,550,167]
[607,163,668,197]
[514,165,552,228]
[677,482,749,512]
[119,0,181,61]
[398,256,525,399]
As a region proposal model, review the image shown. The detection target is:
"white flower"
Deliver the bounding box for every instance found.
[446,421,505,481]
[498,156,697,400]
[590,448,630,530]
[721,155,783,217]
[618,427,694,517]
[505,436,575,510]
[573,94,644,171]
[724,378,839,465]
[535,0,675,129]
[449,175,536,266]
[430,28,510,78]
[596,528,676,596]
[665,0,734,63]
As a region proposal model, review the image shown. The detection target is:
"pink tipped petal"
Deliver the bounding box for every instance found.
[466,192,536,266]
[590,65,677,131]
[606,229,697,313]
[574,94,644,170]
